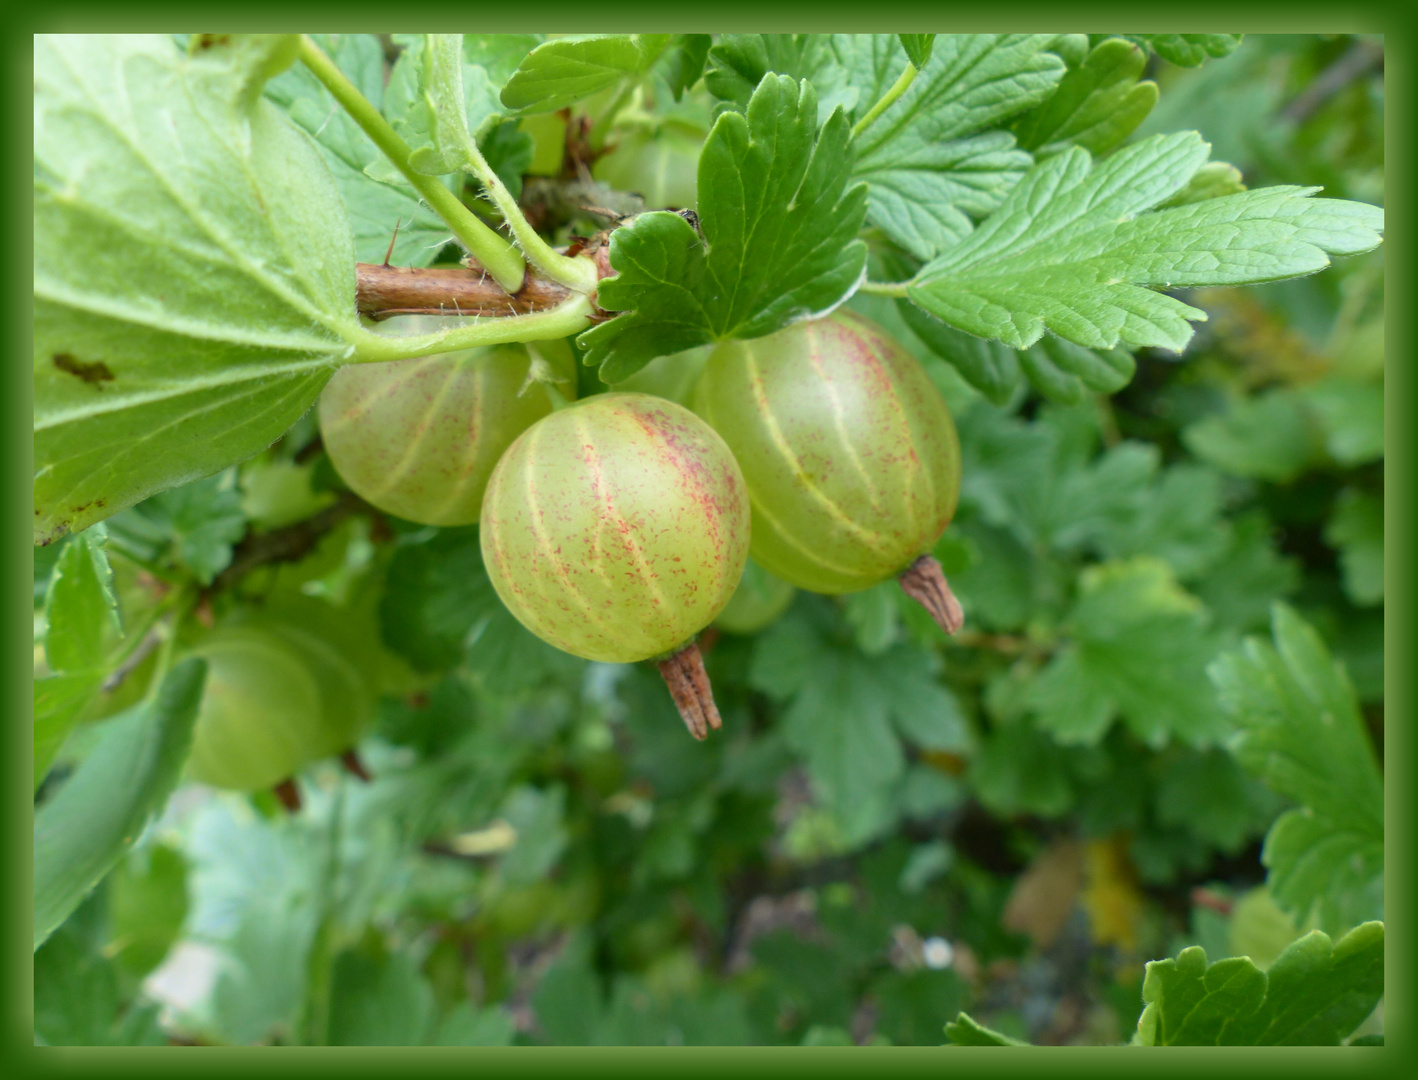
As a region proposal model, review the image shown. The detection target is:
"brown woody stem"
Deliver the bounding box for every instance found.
[898,555,965,635]
[657,642,723,741]
[356,261,573,321]
[273,777,303,814]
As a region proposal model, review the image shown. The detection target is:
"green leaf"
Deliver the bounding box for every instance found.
[1136,922,1383,1045]
[1192,513,1300,633]
[873,968,965,1045]
[1136,34,1245,69]
[1159,161,1247,208]
[908,132,1384,352]
[501,34,670,113]
[43,526,120,674]
[432,1002,517,1046]
[1012,38,1157,159]
[1029,558,1228,748]
[107,843,188,978]
[580,75,868,381]
[1182,389,1318,482]
[379,527,499,672]
[897,35,935,69]
[1303,377,1384,466]
[265,34,453,266]
[110,473,248,585]
[851,35,1064,260]
[1093,463,1228,581]
[34,35,359,543]
[384,35,476,176]
[1324,490,1383,606]
[899,301,1021,405]
[703,35,848,118]
[750,612,968,841]
[34,673,103,792]
[1154,749,1284,853]
[1210,606,1383,933]
[34,903,167,1046]
[944,1011,1030,1046]
[499,785,569,887]
[658,35,712,100]
[181,796,322,1044]
[958,403,1157,554]
[34,658,207,951]
[327,948,436,1046]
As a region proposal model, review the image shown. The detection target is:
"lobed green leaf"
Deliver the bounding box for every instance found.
[1136,921,1383,1045]
[908,132,1384,352]
[580,75,868,381]
[1209,605,1384,932]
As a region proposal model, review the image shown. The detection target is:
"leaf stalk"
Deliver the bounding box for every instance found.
[296,35,526,294]
[852,61,918,139]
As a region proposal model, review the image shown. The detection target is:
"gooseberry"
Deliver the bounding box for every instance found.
[479,392,750,737]
[318,318,575,526]
[694,310,965,633]
[184,604,375,792]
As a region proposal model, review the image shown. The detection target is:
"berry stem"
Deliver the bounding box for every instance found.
[657,642,723,741]
[898,555,965,635]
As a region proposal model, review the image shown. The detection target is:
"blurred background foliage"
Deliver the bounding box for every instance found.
[33,33,1383,1046]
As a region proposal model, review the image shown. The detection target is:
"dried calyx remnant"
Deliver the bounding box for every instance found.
[898,555,965,635]
[657,642,723,741]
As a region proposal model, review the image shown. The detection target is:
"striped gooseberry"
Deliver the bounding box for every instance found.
[694,309,965,633]
[318,317,575,526]
[184,601,375,796]
[479,393,750,738]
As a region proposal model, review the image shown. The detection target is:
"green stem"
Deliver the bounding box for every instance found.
[297,36,525,294]
[851,62,918,140]
[460,142,599,293]
[348,295,596,363]
[857,280,911,297]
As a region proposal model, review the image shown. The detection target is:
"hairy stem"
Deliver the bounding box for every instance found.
[852,61,918,139]
[297,35,525,293]
[658,642,723,741]
[350,295,597,363]
[898,555,964,635]
[461,141,599,293]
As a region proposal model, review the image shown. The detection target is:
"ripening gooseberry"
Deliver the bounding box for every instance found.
[318,319,574,526]
[694,309,965,633]
[479,393,750,738]
[184,602,375,794]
